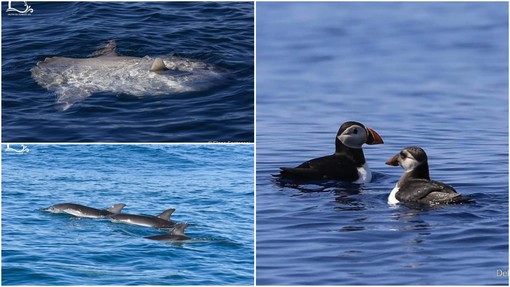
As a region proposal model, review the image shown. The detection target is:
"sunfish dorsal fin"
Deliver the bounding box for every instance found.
[170,223,189,236]
[157,208,176,220]
[93,40,118,57]
[107,203,126,214]
[150,58,168,72]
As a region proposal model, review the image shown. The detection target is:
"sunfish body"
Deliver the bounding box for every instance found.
[43,203,126,218]
[109,208,176,229]
[145,223,190,241]
[31,40,225,111]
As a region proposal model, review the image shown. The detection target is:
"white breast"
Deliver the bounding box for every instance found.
[387,184,400,204]
[354,163,372,184]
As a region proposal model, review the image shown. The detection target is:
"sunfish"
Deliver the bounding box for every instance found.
[109,208,176,229]
[43,203,126,218]
[31,40,225,111]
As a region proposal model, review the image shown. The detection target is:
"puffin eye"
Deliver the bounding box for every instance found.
[400,151,406,158]
[352,128,358,134]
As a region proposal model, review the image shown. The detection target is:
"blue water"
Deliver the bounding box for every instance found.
[2,2,254,142]
[256,2,508,285]
[2,144,254,285]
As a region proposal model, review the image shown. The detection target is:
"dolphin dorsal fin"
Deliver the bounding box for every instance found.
[94,40,118,57]
[170,223,189,236]
[157,208,176,220]
[107,203,126,214]
[150,58,168,72]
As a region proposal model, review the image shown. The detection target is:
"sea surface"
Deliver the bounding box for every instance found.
[2,2,254,142]
[256,2,508,285]
[2,144,254,285]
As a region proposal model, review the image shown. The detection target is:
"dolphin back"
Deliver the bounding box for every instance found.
[157,208,176,221]
[107,203,126,214]
[171,223,189,237]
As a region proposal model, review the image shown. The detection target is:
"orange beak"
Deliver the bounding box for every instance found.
[385,153,400,166]
[365,127,384,145]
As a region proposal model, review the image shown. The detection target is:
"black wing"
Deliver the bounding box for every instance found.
[279,154,359,181]
[398,179,462,204]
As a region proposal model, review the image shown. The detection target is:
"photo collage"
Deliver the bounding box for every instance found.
[1,1,508,286]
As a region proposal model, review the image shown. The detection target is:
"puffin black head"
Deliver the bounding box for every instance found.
[336,121,384,150]
[386,146,430,179]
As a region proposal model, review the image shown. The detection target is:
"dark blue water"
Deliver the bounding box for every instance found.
[2,2,254,142]
[256,2,508,285]
[2,144,254,285]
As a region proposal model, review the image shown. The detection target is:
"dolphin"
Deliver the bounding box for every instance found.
[145,223,190,241]
[43,203,126,218]
[109,208,176,229]
[31,40,225,111]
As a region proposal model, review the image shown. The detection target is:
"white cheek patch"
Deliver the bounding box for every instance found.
[401,157,420,172]
[338,128,367,149]
[337,134,355,148]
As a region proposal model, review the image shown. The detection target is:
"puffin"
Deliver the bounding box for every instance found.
[386,146,464,205]
[277,121,384,183]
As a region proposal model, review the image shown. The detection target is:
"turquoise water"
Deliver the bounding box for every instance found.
[256,2,508,285]
[2,144,254,285]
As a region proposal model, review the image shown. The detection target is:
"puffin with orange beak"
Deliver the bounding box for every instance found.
[278,121,384,182]
[385,146,466,205]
